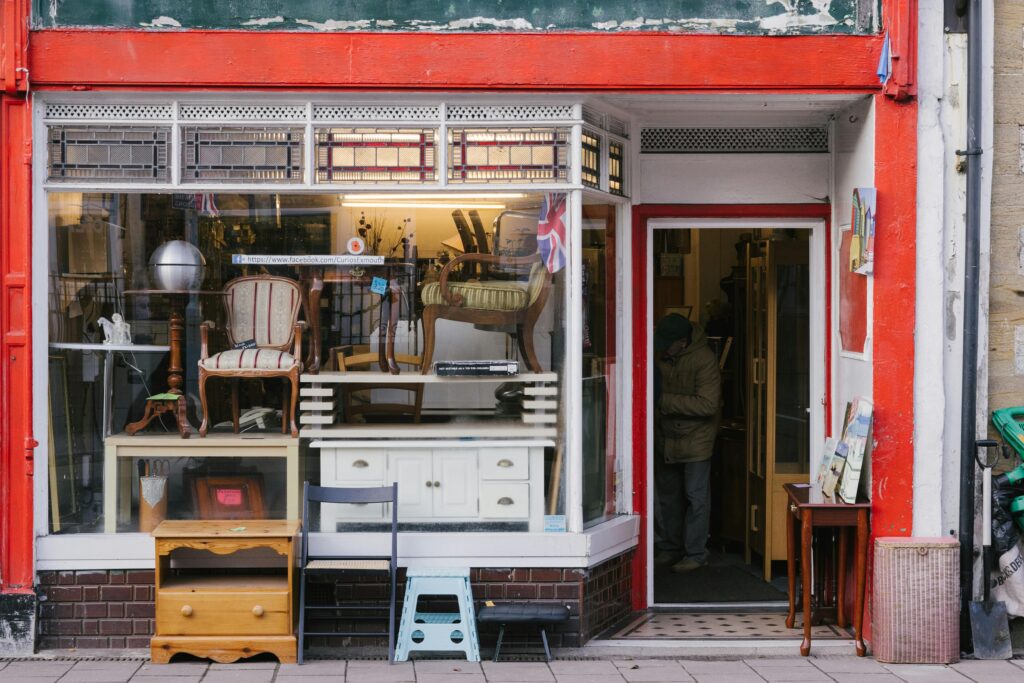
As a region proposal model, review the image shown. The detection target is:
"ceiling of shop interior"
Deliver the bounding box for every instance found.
[598,93,869,127]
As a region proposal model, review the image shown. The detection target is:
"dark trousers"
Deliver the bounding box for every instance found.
[654,456,711,563]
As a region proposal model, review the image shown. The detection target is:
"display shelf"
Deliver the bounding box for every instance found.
[300,371,557,384]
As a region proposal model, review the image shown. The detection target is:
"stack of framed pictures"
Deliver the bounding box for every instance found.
[817,397,873,503]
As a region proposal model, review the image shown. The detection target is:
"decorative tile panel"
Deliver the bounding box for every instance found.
[315,127,437,183]
[581,129,602,189]
[448,127,570,184]
[47,125,170,183]
[181,126,305,183]
[608,140,625,196]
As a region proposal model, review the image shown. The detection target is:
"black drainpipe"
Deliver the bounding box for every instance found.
[956,0,983,649]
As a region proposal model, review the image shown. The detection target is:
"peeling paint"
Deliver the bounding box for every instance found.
[139,15,181,28]
[296,18,373,30]
[242,16,285,27]
[32,0,872,35]
[945,291,960,341]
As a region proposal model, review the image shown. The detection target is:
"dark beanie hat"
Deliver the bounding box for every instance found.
[655,313,692,352]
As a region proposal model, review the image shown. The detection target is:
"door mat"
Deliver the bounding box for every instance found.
[609,612,850,640]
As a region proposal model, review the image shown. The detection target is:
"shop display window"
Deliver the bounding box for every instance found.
[45,191,569,534]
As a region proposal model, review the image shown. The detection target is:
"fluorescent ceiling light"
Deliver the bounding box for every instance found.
[342,202,507,210]
[343,193,526,200]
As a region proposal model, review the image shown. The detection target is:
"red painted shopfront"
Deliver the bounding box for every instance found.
[1,0,917,652]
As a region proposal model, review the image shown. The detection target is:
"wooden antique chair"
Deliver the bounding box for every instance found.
[419,253,552,373]
[198,275,306,437]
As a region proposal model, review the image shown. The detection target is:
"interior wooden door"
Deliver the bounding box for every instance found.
[745,238,811,582]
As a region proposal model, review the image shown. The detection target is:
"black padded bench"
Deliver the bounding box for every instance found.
[477,603,571,661]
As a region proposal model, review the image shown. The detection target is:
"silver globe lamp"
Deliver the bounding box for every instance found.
[149,240,207,291]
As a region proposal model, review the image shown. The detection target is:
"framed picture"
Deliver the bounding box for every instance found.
[190,474,265,520]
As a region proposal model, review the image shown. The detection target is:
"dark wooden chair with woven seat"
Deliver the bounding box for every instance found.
[298,482,399,664]
[419,253,552,373]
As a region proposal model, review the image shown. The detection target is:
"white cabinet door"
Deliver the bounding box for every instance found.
[433,451,478,518]
[388,450,433,519]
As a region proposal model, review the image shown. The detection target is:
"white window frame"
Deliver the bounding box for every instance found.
[32,92,639,569]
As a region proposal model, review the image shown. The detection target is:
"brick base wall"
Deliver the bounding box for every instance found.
[36,551,634,651]
[37,570,155,650]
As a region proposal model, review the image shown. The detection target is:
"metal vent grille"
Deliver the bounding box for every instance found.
[640,126,828,154]
[446,104,577,122]
[181,126,305,183]
[582,105,605,129]
[313,104,440,122]
[179,104,307,121]
[47,125,170,183]
[44,103,173,121]
[606,116,629,139]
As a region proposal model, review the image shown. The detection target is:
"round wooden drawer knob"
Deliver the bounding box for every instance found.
[180,605,193,617]
[252,605,264,617]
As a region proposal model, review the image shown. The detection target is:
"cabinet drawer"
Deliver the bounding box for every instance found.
[479,448,529,480]
[332,451,386,481]
[157,591,289,636]
[479,483,529,519]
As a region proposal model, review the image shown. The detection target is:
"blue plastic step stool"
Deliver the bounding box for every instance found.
[394,567,480,662]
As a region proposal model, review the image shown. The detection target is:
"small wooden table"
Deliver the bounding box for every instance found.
[151,520,300,664]
[783,483,870,657]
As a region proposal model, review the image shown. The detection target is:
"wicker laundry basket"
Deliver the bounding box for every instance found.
[872,536,960,663]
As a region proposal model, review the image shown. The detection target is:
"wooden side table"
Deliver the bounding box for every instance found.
[150,520,300,664]
[783,483,870,657]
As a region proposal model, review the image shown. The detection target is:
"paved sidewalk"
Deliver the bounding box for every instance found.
[2,657,1024,683]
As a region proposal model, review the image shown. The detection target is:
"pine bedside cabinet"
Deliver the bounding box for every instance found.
[150,520,300,664]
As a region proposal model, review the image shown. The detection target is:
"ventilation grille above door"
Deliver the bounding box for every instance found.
[640,126,828,154]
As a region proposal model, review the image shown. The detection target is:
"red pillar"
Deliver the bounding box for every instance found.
[0,0,36,655]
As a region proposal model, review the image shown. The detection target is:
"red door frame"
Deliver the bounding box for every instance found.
[630,203,832,610]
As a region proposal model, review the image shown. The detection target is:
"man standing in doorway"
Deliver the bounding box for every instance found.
[653,313,722,573]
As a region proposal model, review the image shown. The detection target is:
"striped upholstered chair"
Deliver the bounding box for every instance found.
[198,275,306,437]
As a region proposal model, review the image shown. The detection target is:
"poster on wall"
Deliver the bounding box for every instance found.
[849,187,876,275]
[839,225,869,354]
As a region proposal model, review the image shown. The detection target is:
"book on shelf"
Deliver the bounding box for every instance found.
[433,360,520,377]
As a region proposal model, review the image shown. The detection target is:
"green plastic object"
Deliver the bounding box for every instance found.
[993,407,1024,459]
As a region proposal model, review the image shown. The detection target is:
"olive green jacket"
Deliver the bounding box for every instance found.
[656,325,722,463]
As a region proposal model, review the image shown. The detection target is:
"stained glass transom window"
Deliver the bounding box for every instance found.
[315,128,437,183]
[609,140,625,196]
[181,126,305,183]
[581,129,602,189]
[448,127,570,184]
[47,125,170,183]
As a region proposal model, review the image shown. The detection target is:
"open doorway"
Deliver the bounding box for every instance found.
[648,219,823,606]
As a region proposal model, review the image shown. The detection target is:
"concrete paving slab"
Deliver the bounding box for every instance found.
[480,661,556,681]
[678,661,757,674]
[614,659,693,682]
[413,660,483,674]
[277,660,347,676]
[59,660,143,683]
[125,677,203,683]
[808,657,888,674]
[207,661,277,669]
[0,660,74,678]
[744,659,815,668]
[414,675,485,683]
[950,659,1024,681]
[689,676,768,683]
[195,669,275,683]
[549,660,620,675]
[881,664,972,681]
[274,677,343,683]
[551,676,628,683]
[344,660,416,682]
[826,675,903,683]
[750,668,831,682]
[133,662,209,676]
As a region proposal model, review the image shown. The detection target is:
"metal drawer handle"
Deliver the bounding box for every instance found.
[180,605,193,617]
[433,481,441,488]
[252,605,264,617]
[426,481,433,488]
[497,459,514,468]
[352,459,369,468]
[497,497,514,506]
[751,504,760,532]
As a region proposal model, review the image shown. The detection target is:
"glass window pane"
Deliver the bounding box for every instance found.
[448,128,570,184]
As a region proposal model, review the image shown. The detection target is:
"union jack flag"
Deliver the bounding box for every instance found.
[537,193,567,273]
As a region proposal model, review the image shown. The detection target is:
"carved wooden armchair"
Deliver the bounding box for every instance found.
[419,253,551,373]
[198,275,306,437]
